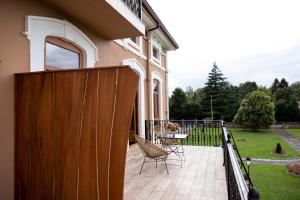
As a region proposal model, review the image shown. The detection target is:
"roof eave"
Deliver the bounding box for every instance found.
[142,0,179,49]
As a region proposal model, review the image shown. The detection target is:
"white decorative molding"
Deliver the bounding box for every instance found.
[25,16,98,72]
[122,58,146,138]
[151,71,164,120]
[150,34,164,70]
[114,39,147,60]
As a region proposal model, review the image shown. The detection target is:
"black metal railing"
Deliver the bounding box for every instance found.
[144,119,259,199]
[145,120,223,146]
[122,0,141,18]
[222,126,260,200]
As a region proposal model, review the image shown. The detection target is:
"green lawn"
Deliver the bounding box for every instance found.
[229,128,300,159]
[251,164,300,200]
[286,128,300,139]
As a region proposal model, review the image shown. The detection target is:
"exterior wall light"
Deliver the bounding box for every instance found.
[245,157,251,191]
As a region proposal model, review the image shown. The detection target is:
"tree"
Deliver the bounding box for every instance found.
[290,81,300,100]
[223,85,240,122]
[273,87,299,122]
[233,91,275,130]
[271,78,280,94]
[270,78,299,122]
[200,62,228,120]
[169,87,187,120]
[238,81,258,101]
[185,89,202,119]
[279,78,289,89]
[185,86,194,99]
[257,86,272,97]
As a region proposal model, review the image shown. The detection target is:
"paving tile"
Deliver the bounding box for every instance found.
[124,146,227,200]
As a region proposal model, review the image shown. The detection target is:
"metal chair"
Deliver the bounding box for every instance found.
[135,135,170,174]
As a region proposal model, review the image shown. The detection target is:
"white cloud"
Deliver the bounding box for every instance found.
[148,0,300,92]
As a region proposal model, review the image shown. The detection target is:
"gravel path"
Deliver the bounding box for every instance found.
[242,157,300,165]
[272,128,300,153]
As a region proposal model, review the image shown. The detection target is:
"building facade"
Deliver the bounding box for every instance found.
[0,0,178,198]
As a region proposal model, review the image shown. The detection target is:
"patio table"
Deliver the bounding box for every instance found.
[157,133,188,166]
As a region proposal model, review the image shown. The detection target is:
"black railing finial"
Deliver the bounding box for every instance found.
[248,188,260,200]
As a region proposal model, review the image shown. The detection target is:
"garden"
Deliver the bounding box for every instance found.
[169,63,300,199]
[230,128,300,159]
[230,128,300,200]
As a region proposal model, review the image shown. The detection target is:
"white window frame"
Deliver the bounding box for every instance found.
[150,35,162,68]
[114,37,146,60]
[151,71,163,120]
[24,16,98,72]
[126,37,142,56]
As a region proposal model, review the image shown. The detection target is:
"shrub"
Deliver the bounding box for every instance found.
[233,91,275,130]
[272,143,286,155]
[276,143,282,154]
[287,163,300,176]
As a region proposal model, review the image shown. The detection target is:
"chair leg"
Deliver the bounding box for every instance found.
[164,158,169,175]
[155,159,157,168]
[182,145,185,162]
[139,157,146,174]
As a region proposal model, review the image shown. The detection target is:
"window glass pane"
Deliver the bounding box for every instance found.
[46,42,80,69]
[152,46,160,60]
[155,94,159,118]
[130,37,139,44]
[153,81,159,92]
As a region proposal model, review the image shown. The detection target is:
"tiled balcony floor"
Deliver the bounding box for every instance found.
[124,145,228,200]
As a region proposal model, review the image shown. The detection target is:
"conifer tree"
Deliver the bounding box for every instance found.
[200,62,228,120]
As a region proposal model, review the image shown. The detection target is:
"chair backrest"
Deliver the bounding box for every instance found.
[135,135,168,159]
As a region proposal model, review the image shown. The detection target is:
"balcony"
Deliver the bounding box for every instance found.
[42,0,145,39]
[134,120,260,200]
[124,145,227,200]
[122,0,141,18]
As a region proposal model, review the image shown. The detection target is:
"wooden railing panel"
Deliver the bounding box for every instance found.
[96,69,118,200]
[54,71,86,199]
[15,67,138,200]
[109,68,139,200]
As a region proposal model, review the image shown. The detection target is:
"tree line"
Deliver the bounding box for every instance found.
[169,62,300,123]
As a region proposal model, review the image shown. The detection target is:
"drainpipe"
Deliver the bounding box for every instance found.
[146,23,160,121]
[165,56,169,120]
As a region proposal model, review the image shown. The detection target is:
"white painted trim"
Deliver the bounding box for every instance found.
[105,0,145,35]
[25,16,98,72]
[122,58,146,139]
[125,37,143,57]
[114,39,147,60]
[150,34,166,70]
[151,71,164,120]
[127,37,142,53]
[165,57,170,120]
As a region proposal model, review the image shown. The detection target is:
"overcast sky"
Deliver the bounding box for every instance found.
[148,0,300,92]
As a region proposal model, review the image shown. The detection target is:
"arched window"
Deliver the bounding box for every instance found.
[45,36,83,70]
[153,79,160,119]
[25,16,98,72]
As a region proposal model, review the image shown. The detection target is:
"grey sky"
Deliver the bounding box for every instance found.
[148,0,300,92]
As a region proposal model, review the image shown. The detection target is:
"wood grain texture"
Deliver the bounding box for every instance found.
[15,67,138,200]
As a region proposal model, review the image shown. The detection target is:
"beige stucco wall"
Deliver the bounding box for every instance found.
[0,1,169,199]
